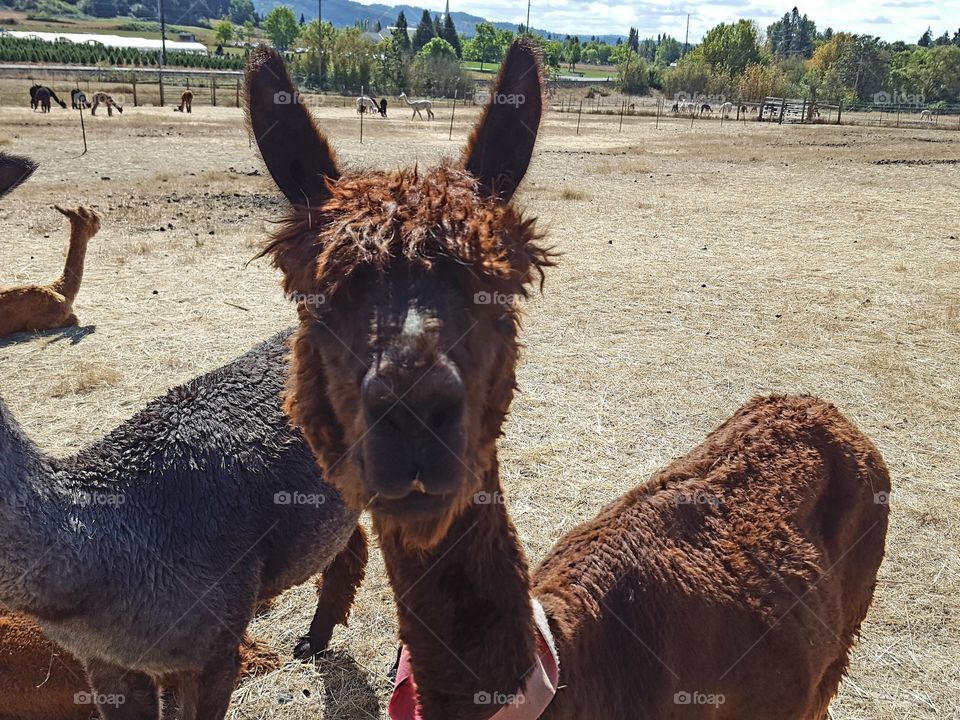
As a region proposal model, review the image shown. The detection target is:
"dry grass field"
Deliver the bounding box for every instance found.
[0,98,958,719]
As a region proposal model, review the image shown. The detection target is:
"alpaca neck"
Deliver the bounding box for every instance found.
[378,465,538,720]
[51,226,90,301]
[0,399,80,616]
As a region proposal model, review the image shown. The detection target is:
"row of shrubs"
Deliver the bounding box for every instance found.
[0,36,243,69]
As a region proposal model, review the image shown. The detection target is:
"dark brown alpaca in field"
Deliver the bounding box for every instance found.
[175,90,193,113]
[247,40,890,720]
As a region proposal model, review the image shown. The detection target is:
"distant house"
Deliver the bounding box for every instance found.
[178,32,197,42]
[362,30,388,44]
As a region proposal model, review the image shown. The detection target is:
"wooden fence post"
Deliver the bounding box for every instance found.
[211,75,217,107]
[836,100,842,125]
[132,80,138,107]
[576,99,583,135]
[236,79,240,108]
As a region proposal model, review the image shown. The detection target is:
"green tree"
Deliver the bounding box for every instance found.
[469,21,499,71]
[412,9,435,52]
[228,0,255,24]
[698,19,761,76]
[654,36,682,66]
[263,6,299,50]
[214,18,234,45]
[420,37,456,58]
[918,28,932,47]
[393,11,411,53]
[441,13,461,57]
[243,19,255,43]
[617,51,650,93]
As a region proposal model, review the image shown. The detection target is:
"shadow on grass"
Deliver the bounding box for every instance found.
[0,324,96,349]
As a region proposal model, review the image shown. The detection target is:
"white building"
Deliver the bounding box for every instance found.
[6,30,209,54]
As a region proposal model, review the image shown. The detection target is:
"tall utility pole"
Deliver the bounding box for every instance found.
[158,0,167,65]
[158,0,167,105]
[683,13,689,56]
[525,0,531,36]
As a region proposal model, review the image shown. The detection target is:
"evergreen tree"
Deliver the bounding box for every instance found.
[412,9,435,52]
[299,13,305,25]
[433,14,443,40]
[442,13,462,57]
[918,28,932,46]
[393,11,411,53]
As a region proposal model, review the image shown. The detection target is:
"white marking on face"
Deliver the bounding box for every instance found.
[402,305,423,338]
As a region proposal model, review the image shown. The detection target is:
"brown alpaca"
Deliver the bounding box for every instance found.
[0,610,281,720]
[175,90,193,113]
[0,204,101,339]
[247,39,890,720]
[89,92,122,116]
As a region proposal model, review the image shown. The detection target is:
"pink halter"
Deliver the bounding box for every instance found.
[389,599,560,720]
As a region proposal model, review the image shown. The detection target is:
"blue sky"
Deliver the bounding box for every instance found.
[361,0,960,42]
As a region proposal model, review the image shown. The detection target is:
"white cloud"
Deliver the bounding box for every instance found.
[354,0,960,41]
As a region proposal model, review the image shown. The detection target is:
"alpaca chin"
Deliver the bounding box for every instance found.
[373,490,473,552]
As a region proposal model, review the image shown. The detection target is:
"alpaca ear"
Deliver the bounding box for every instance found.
[0,154,37,200]
[245,46,340,207]
[463,38,543,202]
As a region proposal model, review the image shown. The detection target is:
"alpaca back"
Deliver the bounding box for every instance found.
[18,330,358,674]
[533,395,889,720]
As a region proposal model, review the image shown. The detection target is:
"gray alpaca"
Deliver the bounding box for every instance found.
[0,329,365,719]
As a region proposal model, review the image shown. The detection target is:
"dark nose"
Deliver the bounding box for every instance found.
[361,357,466,500]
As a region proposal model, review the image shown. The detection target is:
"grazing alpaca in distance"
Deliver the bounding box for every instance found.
[379,97,389,117]
[719,101,733,118]
[29,84,67,111]
[699,102,713,116]
[90,92,122,116]
[399,92,434,120]
[71,89,91,109]
[246,39,891,720]
[33,86,55,113]
[357,95,378,114]
[0,610,283,720]
[175,90,193,113]
[919,109,932,121]
[0,329,366,720]
[0,156,103,339]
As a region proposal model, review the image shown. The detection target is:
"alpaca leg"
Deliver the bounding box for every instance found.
[85,659,159,719]
[294,525,368,660]
[428,108,434,120]
[192,645,242,720]
[64,313,79,327]
[107,103,113,117]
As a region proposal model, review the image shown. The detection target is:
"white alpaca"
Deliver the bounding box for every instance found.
[720,101,733,118]
[400,92,435,120]
[920,110,933,122]
[356,95,377,115]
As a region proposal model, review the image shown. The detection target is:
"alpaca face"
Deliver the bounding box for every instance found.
[247,40,548,548]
